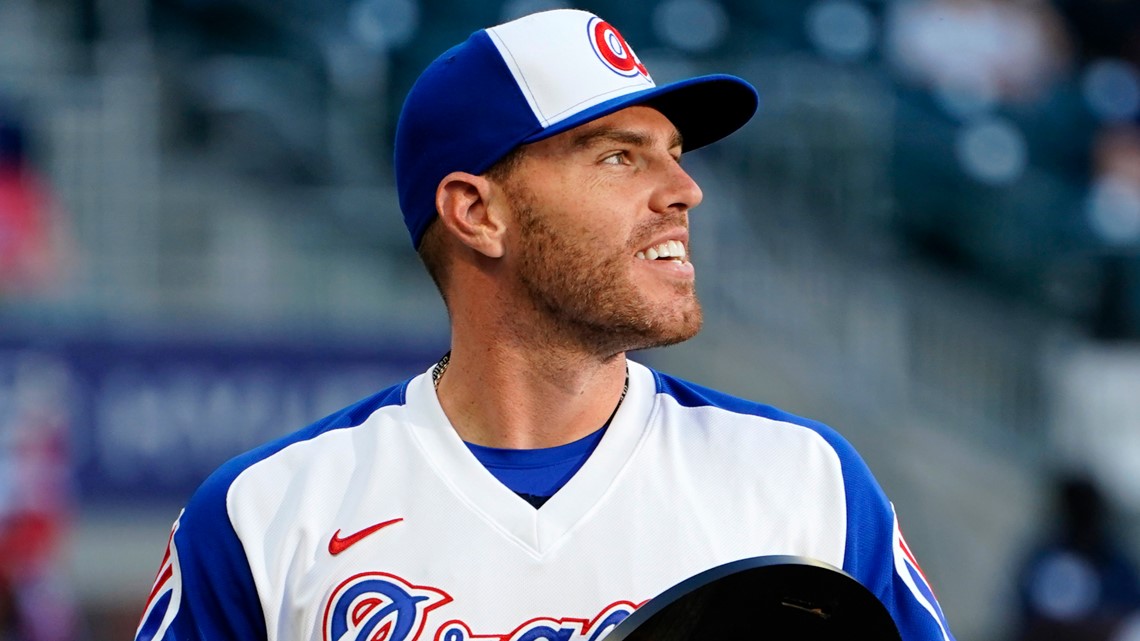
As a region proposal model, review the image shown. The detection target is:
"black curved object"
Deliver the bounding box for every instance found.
[606,556,902,641]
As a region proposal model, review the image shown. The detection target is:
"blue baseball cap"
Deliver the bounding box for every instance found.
[394,9,759,248]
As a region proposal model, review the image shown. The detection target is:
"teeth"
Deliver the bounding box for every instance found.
[635,241,687,262]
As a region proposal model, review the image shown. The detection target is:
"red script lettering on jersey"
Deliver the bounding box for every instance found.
[328,518,404,555]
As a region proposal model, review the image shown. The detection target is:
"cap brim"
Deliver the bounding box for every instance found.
[606,555,901,641]
[521,74,758,152]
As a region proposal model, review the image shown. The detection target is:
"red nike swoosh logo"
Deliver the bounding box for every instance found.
[328,518,403,555]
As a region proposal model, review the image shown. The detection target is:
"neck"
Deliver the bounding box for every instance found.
[433,333,628,449]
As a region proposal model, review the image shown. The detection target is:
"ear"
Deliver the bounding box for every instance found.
[435,172,507,258]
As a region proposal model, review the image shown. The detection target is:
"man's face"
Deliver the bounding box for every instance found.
[495,106,705,356]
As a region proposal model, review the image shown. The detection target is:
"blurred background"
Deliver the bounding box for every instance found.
[0,0,1139,639]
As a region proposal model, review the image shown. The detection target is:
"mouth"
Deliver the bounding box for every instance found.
[635,239,689,265]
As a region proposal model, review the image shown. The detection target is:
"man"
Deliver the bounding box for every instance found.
[135,9,956,641]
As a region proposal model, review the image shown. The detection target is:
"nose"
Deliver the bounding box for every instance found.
[650,158,704,213]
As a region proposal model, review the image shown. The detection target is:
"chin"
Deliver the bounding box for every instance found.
[626,302,704,352]
[660,308,704,345]
[568,299,702,356]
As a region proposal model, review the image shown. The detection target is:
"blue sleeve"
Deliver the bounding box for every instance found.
[825,429,955,641]
[132,381,411,641]
[134,469,267,641]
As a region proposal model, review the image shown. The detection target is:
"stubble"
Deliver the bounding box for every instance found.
[509,186,703,357]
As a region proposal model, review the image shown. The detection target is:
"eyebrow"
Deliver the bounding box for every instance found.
[569,125,685,153]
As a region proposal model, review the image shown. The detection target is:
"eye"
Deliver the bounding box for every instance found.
[601,151,630,165]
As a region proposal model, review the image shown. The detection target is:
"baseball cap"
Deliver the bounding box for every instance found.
[394,9,759,248]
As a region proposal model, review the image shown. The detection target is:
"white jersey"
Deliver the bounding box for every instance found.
[136,360,954,641]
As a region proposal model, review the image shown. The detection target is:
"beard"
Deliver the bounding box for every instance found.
[508,188,703,357]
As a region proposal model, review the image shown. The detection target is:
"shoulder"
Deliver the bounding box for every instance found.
[646,365,956,640]
[644,366,889,522]
[647,367,863,462]
[651,368,819,423]
[185,376,413,525]
[135,378,412,641]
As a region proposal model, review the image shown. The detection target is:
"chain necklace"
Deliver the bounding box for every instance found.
[431,351,630,414]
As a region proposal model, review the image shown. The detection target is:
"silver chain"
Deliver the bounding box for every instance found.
[431,352,629,408]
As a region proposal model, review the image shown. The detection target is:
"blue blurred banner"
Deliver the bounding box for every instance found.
[0,335,442,505]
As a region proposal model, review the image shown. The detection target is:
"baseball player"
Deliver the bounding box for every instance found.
[135,9,956,641]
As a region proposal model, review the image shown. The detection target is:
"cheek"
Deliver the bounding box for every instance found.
[511,178,641,257]
[596,223,638,260]
[566,211,636,255]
